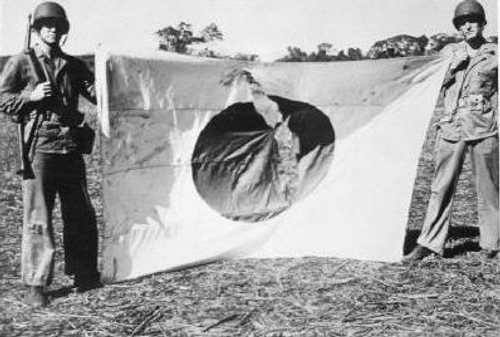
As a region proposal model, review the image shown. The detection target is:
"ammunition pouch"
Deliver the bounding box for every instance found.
[75,123,95,154]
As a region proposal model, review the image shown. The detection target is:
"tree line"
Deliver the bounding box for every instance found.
[156,22,498,62]
[156,22,258,61]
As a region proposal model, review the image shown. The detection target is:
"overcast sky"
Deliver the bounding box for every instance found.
[0,0,498,60]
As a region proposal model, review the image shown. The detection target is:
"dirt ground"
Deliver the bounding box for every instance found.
[0,92,499,337]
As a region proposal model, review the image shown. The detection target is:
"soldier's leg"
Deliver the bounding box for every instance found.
[21,153,57,286]
[21,153,57,306]
[470,136,499,252]
[58,154,99,288]
[417,137,466,254]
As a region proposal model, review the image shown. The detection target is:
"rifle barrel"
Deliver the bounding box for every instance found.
[17,14,34,178]
[24,14,32,54]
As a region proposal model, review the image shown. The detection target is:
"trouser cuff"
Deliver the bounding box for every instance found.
[416,239,443,255]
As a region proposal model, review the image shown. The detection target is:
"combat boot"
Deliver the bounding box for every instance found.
[74,273,103,293]
[402,245,435,264]
[481,249,498,259]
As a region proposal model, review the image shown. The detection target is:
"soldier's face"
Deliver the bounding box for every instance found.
[37,19,63,46]
[457,17,485,41]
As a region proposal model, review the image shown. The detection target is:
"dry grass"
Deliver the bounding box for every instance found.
[0,89,499,337]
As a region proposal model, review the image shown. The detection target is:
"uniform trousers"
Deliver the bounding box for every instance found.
[21,152,98,286]
[417,135,499,253]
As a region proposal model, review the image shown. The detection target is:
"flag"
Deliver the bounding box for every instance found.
[95,48,448,282]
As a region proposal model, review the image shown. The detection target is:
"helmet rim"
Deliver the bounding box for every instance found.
[453,0,486,29]
[32,2,70,34]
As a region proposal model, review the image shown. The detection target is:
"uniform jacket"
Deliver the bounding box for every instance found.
[0,44,96,154]
[438,40,498,141]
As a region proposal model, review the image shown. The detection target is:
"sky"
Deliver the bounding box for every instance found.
[0,0,498,61]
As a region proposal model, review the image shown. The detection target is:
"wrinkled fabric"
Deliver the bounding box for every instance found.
[191,100,335,222]
[95,49,448,282]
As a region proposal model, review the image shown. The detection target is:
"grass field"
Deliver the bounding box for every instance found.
[0,74,499,336]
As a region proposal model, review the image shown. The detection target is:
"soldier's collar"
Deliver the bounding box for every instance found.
[456,39,496,58]
[33,43,64,59]
[478,42,497,55]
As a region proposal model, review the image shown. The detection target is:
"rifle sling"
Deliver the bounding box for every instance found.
[26,48,47,83]
[24,49,48,161]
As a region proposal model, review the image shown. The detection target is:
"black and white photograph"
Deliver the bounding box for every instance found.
[0,0,498,336]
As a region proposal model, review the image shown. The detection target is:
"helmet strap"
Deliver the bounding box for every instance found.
[60,34,67,47]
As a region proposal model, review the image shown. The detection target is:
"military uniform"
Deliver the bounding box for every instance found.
[417,40,499,253]
[0,44,99,286]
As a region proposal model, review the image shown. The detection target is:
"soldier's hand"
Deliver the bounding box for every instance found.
[450,47,469,71]
[29,81,52,102]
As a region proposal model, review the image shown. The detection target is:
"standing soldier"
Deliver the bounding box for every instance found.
[0,2,100,306]
[404,0,498,262]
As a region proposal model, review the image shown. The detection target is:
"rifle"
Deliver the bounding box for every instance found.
[16,14,48,179]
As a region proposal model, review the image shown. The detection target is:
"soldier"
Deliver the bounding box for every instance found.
[404,0,498,262]
[0,2,100,306]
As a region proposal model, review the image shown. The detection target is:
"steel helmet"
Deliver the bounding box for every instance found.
[32,2,70,34]
[453,0,486,29]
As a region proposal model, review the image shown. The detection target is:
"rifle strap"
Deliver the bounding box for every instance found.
[24,48,48,160]
[26,48,47,83]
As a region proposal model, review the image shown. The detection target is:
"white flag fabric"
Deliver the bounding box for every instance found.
[95,48,448,282]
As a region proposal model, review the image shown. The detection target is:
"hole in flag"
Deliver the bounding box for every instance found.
[192,96,335,222]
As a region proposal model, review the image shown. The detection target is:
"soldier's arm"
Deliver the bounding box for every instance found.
[439,47,454,87]
[76,59,96,105]
[0,56,34,118]
[441,43,469,81]
[491,64,498,127]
